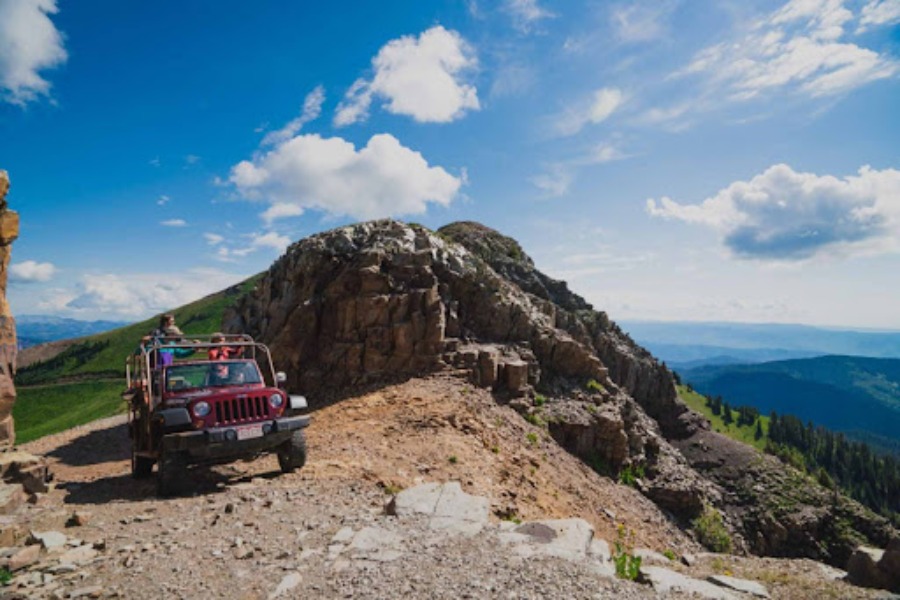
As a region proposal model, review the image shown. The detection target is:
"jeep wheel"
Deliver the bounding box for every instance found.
[277,430,307,473]
[157,446,187,496]
[131,448,154,479]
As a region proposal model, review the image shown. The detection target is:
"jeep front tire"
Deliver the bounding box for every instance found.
[277,430,307,473]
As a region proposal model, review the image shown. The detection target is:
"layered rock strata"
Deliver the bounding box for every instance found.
[225,219,895,562]
[226,220,716,521]
[0,170,19,449]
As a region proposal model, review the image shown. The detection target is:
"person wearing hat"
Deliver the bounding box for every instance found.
[140,314,194,366]
[208,333,243,360]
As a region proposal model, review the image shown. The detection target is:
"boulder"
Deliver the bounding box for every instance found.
[707,575,770,598]
[639,565,738,599]
[845,546,888,590]
[499,518,595,561]
[386,481,489,537]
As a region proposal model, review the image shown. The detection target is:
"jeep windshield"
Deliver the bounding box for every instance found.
[165,360,263,392]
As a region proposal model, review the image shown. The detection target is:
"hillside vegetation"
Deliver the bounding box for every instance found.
[14,278,256,443]
[678,385,769,452]
[678,383,900,528]
[681,355,900,453]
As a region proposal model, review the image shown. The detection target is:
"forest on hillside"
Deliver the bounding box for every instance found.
[694,388,900,527]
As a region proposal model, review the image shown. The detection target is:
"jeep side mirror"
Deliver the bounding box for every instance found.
[276,372,287,384]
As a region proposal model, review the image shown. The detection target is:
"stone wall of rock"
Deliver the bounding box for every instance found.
[0,170,19,450]
[224,220,719,521]
[437,222,704,440]
[225,220,613,398]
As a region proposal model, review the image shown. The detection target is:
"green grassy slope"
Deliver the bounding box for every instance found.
[14,380,125,444]
[678,385,770,452]
[14,277,258,444]
[680,356,900,450]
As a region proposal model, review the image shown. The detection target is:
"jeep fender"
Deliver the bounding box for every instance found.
[155,408,191,431]
[289,395,308,410]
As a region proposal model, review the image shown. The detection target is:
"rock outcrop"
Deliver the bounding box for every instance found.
[226,220,716,523]
[225,219,895,564]
[846,538,900,593]
[0,169,18,449]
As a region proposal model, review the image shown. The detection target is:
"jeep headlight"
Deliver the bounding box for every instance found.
[269,393,284,409]
[192,401,211,418]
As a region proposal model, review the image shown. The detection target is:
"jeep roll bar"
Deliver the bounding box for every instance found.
[124,334,281,406]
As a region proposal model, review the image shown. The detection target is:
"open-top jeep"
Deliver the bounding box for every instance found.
[123,334,309,496]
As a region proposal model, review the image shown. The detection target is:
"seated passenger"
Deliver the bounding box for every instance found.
[208,333,243,360]
[208,362,242,386]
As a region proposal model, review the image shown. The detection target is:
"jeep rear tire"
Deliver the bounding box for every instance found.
[132,448,154,479]
[277,430,307,473]
[157,446,187,496]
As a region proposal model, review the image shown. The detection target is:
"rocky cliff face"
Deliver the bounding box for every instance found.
[225,219,895,563]
[0,170,19,450]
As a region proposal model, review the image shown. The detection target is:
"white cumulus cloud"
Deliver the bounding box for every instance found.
[647,163,900,261]
[230,133,461,220]
[682,0,897,101]
[10,260,56,283]
[858,0,900,32]
[161,219,187,227]
[261,203,304,224]
[610,1,677,43]
[0,0,67,105]
[63,269,246,318]
[261,85,325,146]
[334,26,479,125]
[552,87,625,136]
[504,0,554,32]
[203,233,224,245]
[530,165,573,198]
[212,231,292,262]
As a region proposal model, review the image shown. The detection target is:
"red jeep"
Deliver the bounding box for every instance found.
[123,334,309,496]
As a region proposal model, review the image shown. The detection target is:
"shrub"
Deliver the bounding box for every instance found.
[524,412,546,428]
[618,464,645,487]
[448,455,458,464]
[613,526,642,580]
[526,432,539,445]
[692,504,733,553]
[586,379,606,393]
[534,393,546,407]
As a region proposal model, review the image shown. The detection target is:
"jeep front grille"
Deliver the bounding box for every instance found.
[213,395,271,426]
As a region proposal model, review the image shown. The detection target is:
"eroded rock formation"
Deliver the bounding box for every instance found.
[225,220,718,524]
[0,170,19,449]
[224,219,895,562]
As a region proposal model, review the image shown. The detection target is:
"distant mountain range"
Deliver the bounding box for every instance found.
[620,320,900,369]
[15,314,128,348]
[680,355,900,454]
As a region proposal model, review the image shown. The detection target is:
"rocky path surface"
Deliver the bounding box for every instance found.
[6,375,892,599]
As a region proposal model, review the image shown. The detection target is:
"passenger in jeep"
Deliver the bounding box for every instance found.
[206,361,259,386]
[208,332,243,360]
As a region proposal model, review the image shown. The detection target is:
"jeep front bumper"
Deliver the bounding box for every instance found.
[161,414,310,461]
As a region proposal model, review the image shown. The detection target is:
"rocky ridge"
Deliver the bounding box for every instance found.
[4,385,894,599]
[225,219,896,566]
[225,220,717,523]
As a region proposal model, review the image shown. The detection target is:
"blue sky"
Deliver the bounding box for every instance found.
[1,0,899,328]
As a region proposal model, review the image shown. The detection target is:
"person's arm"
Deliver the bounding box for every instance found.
[173,346,196,358]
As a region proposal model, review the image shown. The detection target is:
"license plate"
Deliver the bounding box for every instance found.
[236,424,263,440]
